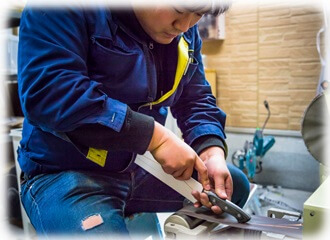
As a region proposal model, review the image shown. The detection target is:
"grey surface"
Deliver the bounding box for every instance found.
[301,93,329,165]
[244,185,312,217]
[226,132,320,192]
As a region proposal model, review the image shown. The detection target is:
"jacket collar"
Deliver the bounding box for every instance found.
[113,9,152,43]
[105,9,118,38]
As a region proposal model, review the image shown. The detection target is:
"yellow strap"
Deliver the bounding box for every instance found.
[86,148,108,167]
[141,36,190,108]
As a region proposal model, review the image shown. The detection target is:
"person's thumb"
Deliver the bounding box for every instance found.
[195,156,210,190]
[214,175,228,199]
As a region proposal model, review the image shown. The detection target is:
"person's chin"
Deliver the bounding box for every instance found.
[153,33,177,44]
[157,38,174,44]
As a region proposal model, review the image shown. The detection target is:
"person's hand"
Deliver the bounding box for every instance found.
[147,122,210,190]
[192,146,233,214]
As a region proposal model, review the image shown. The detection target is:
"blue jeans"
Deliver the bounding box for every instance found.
[20,163,250,238]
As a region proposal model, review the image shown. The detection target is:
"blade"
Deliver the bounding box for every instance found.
[134,152,203,203]
[135,152,250,222]
[135,153,303,238]
[178,205,303,239]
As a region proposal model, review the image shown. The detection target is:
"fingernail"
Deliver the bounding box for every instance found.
[205,184,211,190]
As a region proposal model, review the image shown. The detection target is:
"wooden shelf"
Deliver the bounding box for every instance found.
[205,69,217,98]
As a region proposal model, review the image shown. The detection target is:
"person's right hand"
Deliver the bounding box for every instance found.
[147,122,210,190]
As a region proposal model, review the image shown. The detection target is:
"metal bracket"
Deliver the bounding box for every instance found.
[267,207,301,221]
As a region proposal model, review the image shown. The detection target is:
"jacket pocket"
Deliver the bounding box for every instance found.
[171,61,199,105]
[183,62,198,83]
[89,35,150,104]
[91,35,139,56]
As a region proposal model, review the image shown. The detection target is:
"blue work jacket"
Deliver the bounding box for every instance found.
[18,6,226,177]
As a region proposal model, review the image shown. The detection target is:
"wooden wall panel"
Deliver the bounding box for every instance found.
[202,2,323,131]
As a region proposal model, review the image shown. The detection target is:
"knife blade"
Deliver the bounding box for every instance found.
[134,152,251,223]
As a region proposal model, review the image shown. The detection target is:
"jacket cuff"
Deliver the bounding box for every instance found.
[191,135,228,159]
[66,107,154,155]
[124,108,155,154]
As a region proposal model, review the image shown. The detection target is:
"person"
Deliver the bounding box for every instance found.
[17,0,250,238]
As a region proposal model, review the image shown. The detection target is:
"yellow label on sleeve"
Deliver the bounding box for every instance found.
[86,148,108,167]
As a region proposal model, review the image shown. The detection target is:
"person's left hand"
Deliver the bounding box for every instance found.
[192,146,233,214]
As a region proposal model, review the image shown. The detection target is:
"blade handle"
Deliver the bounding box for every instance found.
[204,190,251,223]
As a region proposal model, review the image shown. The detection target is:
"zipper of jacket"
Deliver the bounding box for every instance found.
[115,24,167,112]
[137,42,156,112]
[114,23,157,107]
[158,45,165,99]
[114,23,187,112]
[141,43,166,111]
[148,41,155,110]
[153,42,164,101]
[138,37,190,112]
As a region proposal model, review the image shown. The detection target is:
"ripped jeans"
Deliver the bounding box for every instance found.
[20,163,250,239]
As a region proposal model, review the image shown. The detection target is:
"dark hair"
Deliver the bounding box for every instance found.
[181,0,231,17]
[209,1,231,16]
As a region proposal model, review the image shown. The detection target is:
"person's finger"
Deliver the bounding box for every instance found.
[225,175,233,201]
[194,202,201,208]
[162,166,175,175]
[214,174,228,199]
[192,190,201,202]
[173,165,194,180]
[181,166,194,180]
[194,156,210,190]
[172,169,185,178]
[200,192,212,208]
[211,205,222,214]
[191,191,202,208]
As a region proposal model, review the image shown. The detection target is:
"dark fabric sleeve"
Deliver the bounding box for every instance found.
[66,107,154,154]
[170,25,227,148]
[191,135,228,159]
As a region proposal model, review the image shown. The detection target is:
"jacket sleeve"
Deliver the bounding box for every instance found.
[18,7,128,137]
[18,7,155,154]
[171,26,228,157]
[66,107,154,155]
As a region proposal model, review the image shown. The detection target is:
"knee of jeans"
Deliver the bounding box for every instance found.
[228,164,250,208]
